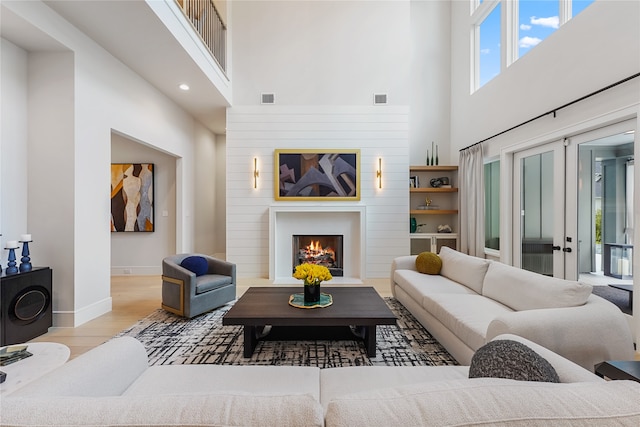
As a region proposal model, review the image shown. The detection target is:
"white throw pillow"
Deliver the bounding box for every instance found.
[438,246,491,294]
[482,261,592,311]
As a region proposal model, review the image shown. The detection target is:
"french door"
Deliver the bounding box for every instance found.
[512,119,636,280]
[513,141,570,278]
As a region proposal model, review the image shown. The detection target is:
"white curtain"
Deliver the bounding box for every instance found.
[459,144,485,256]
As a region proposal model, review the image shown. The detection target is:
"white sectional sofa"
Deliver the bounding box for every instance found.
[391,246,635,371]
[2,335,640,426]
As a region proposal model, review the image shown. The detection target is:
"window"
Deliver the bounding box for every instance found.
[472,0,597,91]
[518,0,559,59]
[485,160,500,250]
[572,0,596,18]
[479,3,501,87]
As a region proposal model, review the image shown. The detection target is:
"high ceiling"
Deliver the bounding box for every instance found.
[1,0,228,134]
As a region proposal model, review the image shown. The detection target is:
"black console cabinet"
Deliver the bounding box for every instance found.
[0,267,53,346]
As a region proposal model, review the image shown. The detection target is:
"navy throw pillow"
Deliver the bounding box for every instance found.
[180,256,208,276]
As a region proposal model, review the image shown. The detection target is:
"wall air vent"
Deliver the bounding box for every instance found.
[261,93,276,104]
[373,93,388,105]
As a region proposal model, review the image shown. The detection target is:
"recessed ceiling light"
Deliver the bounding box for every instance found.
[624,130,635,135]
[179,83,190,91]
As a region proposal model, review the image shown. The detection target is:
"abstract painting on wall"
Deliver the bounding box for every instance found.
[275,149,360,201]
[111,163,154,232]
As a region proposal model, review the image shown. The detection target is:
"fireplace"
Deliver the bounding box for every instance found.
[292,235,344,277]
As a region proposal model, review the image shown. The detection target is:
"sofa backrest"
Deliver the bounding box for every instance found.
[324,378,640,426]
[438,246,491,294]
[482,261,592,311]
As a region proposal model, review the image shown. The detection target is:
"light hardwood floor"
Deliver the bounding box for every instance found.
[29,276,392,360]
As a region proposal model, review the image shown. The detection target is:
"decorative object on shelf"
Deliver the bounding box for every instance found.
[4,241,19,275]
[435,144,439,165]
[275,149,360,201]
[426,148,430,166]
[430,177,450,188]
[111,163,154,232]
[292,264,332,303]
[410,217,417,233]
[437,224,453,233]
[418,198,439,210]
[409,176,419,188]
[19,234,32,273]
[431,141,435,166]
[288,292,333,309]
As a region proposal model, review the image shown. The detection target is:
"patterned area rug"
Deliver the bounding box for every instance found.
[592,285,633,316]
[116,297,457,367]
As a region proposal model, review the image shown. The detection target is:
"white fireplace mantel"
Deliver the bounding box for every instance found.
[269,205,366,284]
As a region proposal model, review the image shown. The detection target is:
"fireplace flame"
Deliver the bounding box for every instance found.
[299,240,336,266]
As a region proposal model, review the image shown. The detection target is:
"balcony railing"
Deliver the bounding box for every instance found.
[176,0,227,72]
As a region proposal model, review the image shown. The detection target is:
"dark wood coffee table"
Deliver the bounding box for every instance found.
[222,286,396,358]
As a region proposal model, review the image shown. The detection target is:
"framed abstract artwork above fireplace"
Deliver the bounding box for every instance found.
[275,149,360,201]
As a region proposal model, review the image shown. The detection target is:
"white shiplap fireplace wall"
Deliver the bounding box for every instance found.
[226,106,409,280]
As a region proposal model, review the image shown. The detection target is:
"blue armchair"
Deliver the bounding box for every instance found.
[161,253,236,318]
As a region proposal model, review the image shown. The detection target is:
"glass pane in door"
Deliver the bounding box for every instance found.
[521,151,554,275]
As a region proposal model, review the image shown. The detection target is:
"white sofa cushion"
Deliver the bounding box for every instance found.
[394,269,476,303]
[0,393,325,427]
[124,365,321,400]
[438,246,491,294]
[482,261,592,311]
[325,378,640,427]
[422,294,512,351]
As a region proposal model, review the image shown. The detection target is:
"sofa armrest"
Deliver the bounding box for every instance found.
[8,337,149,397]
[486,296,634,372]
[390,256,418,297]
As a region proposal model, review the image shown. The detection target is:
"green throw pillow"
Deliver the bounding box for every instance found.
[415,252,442,275]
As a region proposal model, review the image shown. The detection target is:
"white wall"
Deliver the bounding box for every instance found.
[110,133,177,275]
[0,39,29,253]
[227,1,424,278]
[409,0,452,165]
[1,1,207,327]
[226,106,409,278]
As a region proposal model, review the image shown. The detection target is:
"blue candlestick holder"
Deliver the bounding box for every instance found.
[19,241,32,272]
[5,248,18,274]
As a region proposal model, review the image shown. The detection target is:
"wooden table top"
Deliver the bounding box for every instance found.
[222,286,396,327]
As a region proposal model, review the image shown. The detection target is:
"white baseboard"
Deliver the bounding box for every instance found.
[53,296,112,327]
[111,266,161,276]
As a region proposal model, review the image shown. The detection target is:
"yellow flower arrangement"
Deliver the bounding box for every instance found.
[292,264,332,286]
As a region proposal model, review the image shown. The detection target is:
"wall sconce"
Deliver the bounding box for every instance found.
[376,157,382,189]
[253,157,260,189]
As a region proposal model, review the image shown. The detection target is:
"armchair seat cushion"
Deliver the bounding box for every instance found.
[195,274,234,294]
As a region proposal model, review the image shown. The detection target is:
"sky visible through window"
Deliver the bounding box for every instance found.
[479,0,595,88]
